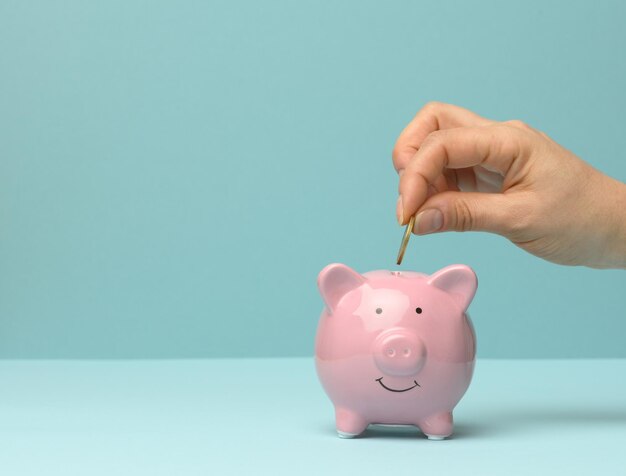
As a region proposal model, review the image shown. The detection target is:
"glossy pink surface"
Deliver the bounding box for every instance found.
[315,264,477,439]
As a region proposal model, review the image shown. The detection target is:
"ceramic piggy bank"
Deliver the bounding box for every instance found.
[315,263,477,440]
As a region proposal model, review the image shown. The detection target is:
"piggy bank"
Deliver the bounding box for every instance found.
[315,263,477,440]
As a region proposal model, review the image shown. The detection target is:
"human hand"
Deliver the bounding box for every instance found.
[392,102,626,269]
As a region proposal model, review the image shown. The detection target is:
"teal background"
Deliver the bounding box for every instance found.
[0,0,624,358]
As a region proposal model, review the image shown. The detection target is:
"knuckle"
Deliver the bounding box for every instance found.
[452,199,474,232]
[391,145,402,163]
[538,130,551,140]
[392,145,414,172]
[421,130,443,148]
[503,199,534,239]
[504,119,531,130]
[421,101,444,115]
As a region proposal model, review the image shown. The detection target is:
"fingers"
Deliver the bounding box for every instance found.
[392,102,492,173]
[412,191,531,239]
[398,124,528,224]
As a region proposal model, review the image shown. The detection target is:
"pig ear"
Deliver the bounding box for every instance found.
[427,265,477,312]
[317,263,366,314]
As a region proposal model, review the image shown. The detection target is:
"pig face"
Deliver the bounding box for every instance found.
[315,264,477,436]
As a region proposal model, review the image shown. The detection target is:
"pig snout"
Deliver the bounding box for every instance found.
[373,329,425,377]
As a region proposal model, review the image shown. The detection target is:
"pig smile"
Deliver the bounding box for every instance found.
[375,377,420,393]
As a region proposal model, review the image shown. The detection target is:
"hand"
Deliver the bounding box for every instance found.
[392,102,626,269]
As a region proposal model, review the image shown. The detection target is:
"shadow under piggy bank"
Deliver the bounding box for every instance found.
[321,406,626,440]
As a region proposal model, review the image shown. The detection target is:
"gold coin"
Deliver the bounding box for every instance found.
[396,215,415,265]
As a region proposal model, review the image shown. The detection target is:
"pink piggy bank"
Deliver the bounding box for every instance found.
[315,263,478,440]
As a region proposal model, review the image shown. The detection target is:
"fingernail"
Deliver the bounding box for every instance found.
[413,209,443,235]
[396,196,404,225]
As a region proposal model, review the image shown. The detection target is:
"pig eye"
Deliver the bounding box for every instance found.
[415,307,423,314]
[375,307,383,315]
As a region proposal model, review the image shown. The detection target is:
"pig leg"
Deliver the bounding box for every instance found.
[335,407,368,438]
[418,411,453,440]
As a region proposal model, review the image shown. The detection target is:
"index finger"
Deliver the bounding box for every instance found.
[399,124,527,223]
[392,102,492,173]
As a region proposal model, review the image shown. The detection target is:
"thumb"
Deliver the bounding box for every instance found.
[412,191,523,237]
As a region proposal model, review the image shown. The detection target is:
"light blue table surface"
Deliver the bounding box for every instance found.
[1,358,624,475]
